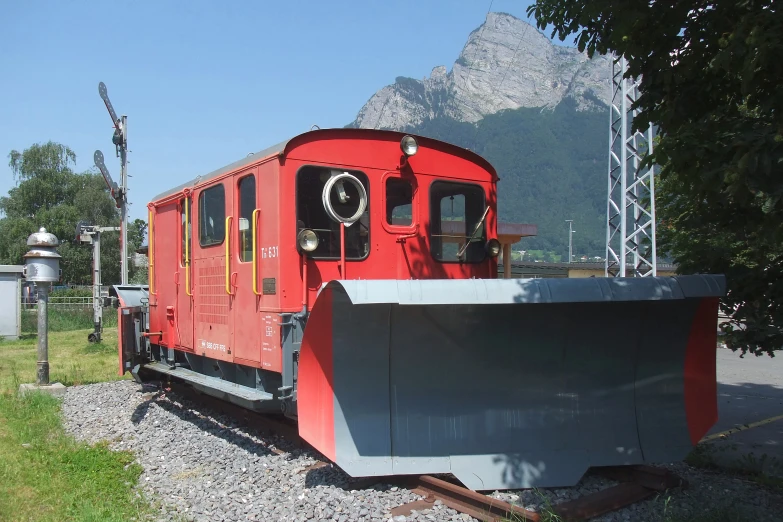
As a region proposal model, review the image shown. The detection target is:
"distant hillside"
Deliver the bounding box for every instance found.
[348,12,611,259]
[406,97,608,257]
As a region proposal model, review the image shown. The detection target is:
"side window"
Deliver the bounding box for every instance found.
[238,175,256,262]
[199,184,225,247]
[386,177,413,226]
[180,198,191,266]
[296,166,370,259]
[430,181,487,263]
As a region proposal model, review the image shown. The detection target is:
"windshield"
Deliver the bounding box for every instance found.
[429,181,487,263]
[296,166,370,259]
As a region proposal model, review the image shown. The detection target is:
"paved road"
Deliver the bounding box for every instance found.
[704,347,783,476]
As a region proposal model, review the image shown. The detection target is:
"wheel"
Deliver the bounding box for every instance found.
[87,332,99,343]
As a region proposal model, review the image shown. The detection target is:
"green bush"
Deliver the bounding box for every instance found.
[49,287,92,298]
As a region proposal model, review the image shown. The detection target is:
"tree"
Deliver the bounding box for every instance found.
[1,142,145,285]
[527,1,783,356]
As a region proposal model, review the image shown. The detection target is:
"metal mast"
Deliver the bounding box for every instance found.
[605,55,657,277]
[565,220,575,263]
[96,82,130,284]
[76,222,120,343]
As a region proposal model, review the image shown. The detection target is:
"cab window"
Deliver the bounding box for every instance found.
[199,184,225,247]
[238,175,255,262]
[296,166,370,259]
[180,198,191,266]
[386,177,413,226]
[430,181,486,263]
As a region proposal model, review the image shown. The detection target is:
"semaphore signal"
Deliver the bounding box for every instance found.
[94,81,130,285]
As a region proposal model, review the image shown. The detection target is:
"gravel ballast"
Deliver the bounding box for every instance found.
[62,380,783,521]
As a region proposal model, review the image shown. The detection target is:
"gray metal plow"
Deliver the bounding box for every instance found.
[298,275,725,491]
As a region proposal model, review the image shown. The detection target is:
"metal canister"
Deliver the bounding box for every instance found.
[23,228,62,282]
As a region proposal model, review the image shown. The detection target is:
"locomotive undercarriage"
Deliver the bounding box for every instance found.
[113,285,303,419]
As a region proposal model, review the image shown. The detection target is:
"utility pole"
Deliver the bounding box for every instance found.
[96,82,129,285]
[565,220,575,263]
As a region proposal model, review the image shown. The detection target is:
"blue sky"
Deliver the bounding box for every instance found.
[1,0,558,221]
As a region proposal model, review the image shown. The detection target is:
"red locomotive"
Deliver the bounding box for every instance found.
[115,128,725,491]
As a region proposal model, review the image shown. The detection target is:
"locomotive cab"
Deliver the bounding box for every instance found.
[284,130,502,305]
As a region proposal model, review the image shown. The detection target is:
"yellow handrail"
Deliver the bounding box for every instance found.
[148,208,156,295]
[225,216,234,295]
[252,209,261,295]
[185,198,192,296]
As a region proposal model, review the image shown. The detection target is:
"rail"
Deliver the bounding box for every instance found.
[391,466,686,522]
[392,475,539,521]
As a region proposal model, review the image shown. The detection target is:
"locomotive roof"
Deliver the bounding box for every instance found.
[150,128,496,203]
[151,138,290,202]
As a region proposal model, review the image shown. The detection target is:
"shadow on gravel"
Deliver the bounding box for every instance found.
[130,383,163,425]
[128,383,281,459]
[303,465,395,493]
[304,466,350,489]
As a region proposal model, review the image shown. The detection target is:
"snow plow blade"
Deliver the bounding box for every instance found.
[298,275,725,491]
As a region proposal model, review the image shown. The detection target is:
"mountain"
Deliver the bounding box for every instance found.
[349,12,612,259]
[352,12,611,130]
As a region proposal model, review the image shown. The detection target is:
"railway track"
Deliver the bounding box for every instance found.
[162,380,686,522]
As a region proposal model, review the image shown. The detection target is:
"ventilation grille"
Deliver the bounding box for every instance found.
[198,264,228,325]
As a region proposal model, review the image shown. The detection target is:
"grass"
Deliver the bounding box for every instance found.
[500,490,756,522]
[657,492,756,522]
[664,508,754,522]
[0,328,126,391]
[686,443,783,492]
[501,489,563,522]
[0,392,149,521]
[500,474,765,522]
[0,327,152,522]
[21,308,117,334]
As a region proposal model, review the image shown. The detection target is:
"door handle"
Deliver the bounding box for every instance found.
[252,209,261,295]
[225,216,234,295]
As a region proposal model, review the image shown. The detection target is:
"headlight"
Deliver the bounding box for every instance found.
[400,135,418,156]
[486,238,501,258]
[297,229,319,252]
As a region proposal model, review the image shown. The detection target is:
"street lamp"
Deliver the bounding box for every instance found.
[565,220,575,263]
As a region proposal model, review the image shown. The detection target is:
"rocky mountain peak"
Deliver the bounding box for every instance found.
[352,12,611,130]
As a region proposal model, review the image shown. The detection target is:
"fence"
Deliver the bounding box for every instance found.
[21,299,118,333]
[22,296,94,311]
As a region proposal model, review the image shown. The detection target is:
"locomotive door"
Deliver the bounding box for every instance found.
[177,196,194,350]
[192,182,234,363]
[150,203,181,348]
[230,171,262,366]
